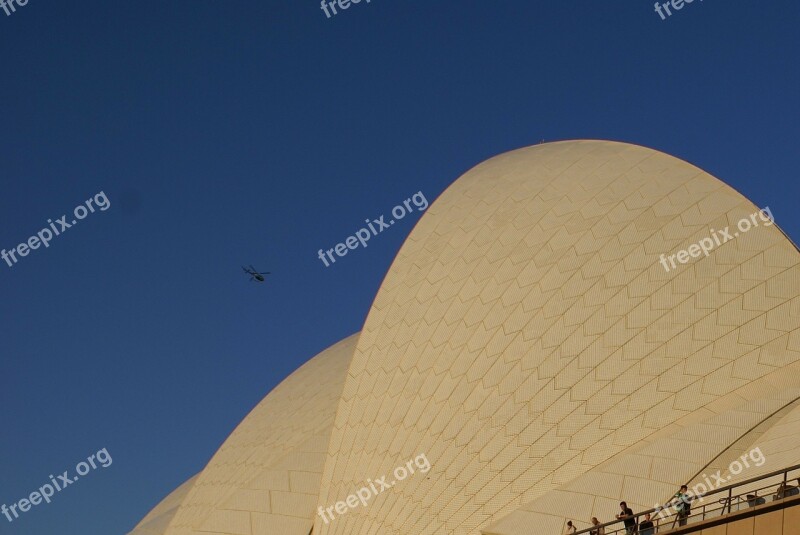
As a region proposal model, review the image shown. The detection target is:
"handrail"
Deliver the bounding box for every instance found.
[572,463,800,535]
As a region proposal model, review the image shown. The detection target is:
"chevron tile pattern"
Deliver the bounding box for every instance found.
[161,333,358,535]
[128,141,800,535]
[483,380,800,535]
[313,141,800,535]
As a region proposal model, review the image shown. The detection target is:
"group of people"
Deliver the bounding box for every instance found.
[613,502,659,535]
[564,478,800,535]
[564,506,659,535]
[563,486,692,535]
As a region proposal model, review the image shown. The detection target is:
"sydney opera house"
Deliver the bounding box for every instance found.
[128,141,800,535]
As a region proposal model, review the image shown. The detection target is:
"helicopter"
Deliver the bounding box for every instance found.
[242,265,271,282]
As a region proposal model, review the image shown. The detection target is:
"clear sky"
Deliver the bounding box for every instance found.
[0,1,798,533]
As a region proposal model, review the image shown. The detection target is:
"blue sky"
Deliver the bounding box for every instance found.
[0,1,798,533]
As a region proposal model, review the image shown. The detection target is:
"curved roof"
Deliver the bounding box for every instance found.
[129,140,800,535]
[162,332,359,535]
[127,475,198,535]
[314,140,800,535]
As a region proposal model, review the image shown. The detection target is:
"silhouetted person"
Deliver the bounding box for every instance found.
[639,513,654,535]
[746,494,766,507]
[616,502,637,535]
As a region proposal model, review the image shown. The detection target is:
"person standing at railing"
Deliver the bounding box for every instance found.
[638,513,654,535]
[672,485,691,527]
[589,517,605,535]
[616,502,637,534]
[564,520,577,534]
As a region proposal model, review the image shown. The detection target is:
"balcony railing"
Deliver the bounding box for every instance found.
[573,463,800,535]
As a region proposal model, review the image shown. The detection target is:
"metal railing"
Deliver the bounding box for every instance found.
[573,463,800,535]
